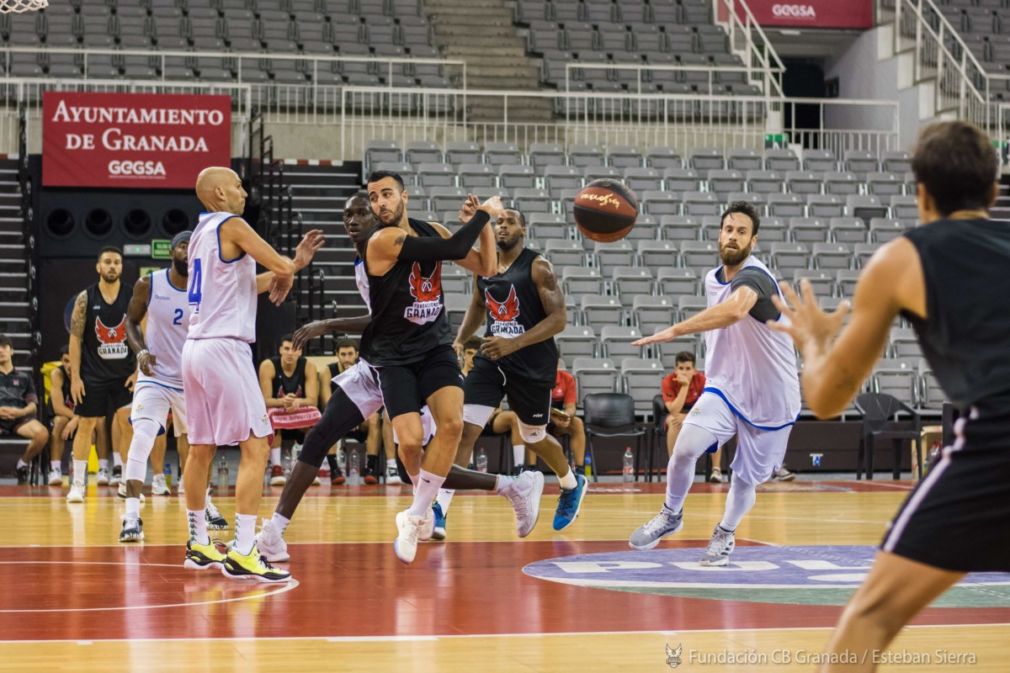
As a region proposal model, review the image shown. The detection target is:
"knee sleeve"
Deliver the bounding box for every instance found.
[125,418,161,482]
[517,421,548,444]
[298,387,365,468]
[462,404,495,429]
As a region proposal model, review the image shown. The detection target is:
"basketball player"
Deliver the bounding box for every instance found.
[259,334,318,486]
[181,166,323,582]
[772,122,1010,672]
[66,247,136,503]
[119,231,225,542]
[440,208,587,540]
[255,192,544,563]
[628,201,800,565]
[319,339,380,484]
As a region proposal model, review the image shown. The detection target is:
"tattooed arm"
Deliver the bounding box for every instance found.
[68,291,87,405]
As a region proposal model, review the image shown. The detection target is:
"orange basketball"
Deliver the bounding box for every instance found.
[573,179,639,242]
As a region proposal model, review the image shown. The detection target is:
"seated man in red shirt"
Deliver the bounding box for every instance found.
[547,360,587,476]
[661,351,724,483]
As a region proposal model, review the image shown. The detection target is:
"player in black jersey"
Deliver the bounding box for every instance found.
[439,208,588,539]
[772,121,1010,672]
[258,335,319,486]
[66,246,136,503]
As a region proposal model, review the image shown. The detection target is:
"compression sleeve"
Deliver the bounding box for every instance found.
[397,210,490,262]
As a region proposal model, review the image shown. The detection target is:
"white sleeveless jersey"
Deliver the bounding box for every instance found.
[354,255,371,312]
[137,268,189,390]
[187,211,258,343]
[702,255,801,428]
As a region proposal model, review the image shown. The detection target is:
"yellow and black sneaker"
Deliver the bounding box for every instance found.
[183,539,227,570]
[222,544,292,583]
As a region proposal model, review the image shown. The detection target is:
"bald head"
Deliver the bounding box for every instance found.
[196,166,247,215]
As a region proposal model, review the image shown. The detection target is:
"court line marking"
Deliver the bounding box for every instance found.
[1,622,1009,646]
[0,561,299,613]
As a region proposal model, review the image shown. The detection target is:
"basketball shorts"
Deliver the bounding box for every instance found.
[463,356,553,427]
[375,344,463,419]
[0,416,30,436]
[130,382,188,437]
[75,375,132,418]
[682,391,793,484]
[182,338,272,446]
[331,358,384,421]
[391,406,436,448]
[881,410,1010,572]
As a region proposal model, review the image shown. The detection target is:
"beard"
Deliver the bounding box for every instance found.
[101,271,120,283]
[173,257,188,276]
[377,201,404,226]
[497,235,521,252]
[719,242,751,266]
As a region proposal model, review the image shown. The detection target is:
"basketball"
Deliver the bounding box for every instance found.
[573,179,639,243]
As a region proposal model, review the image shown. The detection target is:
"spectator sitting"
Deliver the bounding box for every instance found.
[0,335,50,483]
[259,334,319,487]
[661,351,724,483]
[547,359,587,476]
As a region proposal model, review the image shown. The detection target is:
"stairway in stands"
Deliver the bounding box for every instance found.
[993,175,1010,222]
[281,161,365,354]
[0,159,34,370]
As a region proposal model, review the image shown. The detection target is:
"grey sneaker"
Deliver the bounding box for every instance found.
[502,470,545,537]
[629,506,683,550]
[700,525,736,566]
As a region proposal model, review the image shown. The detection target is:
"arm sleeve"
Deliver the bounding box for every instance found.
[397,211,490,262]
[730,268,780,322]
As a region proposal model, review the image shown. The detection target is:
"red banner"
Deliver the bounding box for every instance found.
[42,91,232,189]
[732,0,873,29]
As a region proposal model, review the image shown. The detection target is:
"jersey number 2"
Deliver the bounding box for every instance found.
[188,258,203,308]
[172,308,184,325]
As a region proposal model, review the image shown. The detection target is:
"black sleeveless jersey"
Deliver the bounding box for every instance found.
[477,247,559,383]
[360,219,453,366]
[901,218,1010,414]
[270,356,307,397]
[328,361,341,393]
[81,282,135,382]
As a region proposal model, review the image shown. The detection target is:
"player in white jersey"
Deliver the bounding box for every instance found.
[119,232,227,542]
[628,202,801,565]
[180,166,323,583]
[255,193,541,563]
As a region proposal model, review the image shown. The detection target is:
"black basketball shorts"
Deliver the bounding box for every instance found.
[75,376,133,418]
[375,344,464,420]
[463,356,553,427]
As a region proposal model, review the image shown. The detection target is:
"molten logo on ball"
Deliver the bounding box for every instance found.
[573,178,639,243]
[577,191,621,209]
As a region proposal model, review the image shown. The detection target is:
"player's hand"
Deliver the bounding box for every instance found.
[0,407,13,420]
[293,320,328,351]
[62,417,79,440]
[458,195,480,223]
[768,280,850,354]
[282,393,297,409]
[552,411,571,429]
[268,274,294,306]
[452,339,464,360]
[632,324,681,347]
[477,195,505,220]
[480,335,519,361]
[137,351,157,377]
[676,372,691,386]
[71,377,85,406]
[294,229,326,271]
[125,371,137,392]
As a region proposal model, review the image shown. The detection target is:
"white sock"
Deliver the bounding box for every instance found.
[98,458,109,471]
[16,458,26,469]
[270,448,281,467]
[51,461,61,472]
[112,453,123,468]
[125,497,141,521]
[270,512,291,535]
[512,443,525,467]
[494,474,515,493]
[435,489,454,516]
[558,467,578,490]
[73,459,88,485]
[407,470,445,517]
[205,487,213,508]
[718,479,756,532]
[409,473,420,495]
[187,509,209,545]
[234,513,257,555]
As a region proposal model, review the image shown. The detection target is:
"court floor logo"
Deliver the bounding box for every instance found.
[522,546,1010,608]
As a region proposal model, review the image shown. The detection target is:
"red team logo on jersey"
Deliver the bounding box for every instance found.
[485,285,525,337]
[404,261,444,325]
[95,316,129,359]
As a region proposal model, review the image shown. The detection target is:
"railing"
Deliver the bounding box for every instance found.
[0,46,467,91]
[713,0,786,99]
[784,98,901,157]
[564,63,780,99]
[881,0,990,128]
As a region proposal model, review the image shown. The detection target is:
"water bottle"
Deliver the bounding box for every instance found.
[217,455,229,492]
[163,462,172,487]
[622,447,635,482]
[348,447,361,485]
[475,447,488,473]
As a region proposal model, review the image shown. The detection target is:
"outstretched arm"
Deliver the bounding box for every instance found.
[292,314,372,351]
[633,287,758,346]
[453,277,487,352]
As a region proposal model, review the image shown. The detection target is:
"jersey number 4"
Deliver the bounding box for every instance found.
[188,258,203,309]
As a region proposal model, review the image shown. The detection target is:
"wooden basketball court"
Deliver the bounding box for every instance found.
[1,479,1007,672]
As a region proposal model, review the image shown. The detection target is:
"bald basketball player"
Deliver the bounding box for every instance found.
[181,166,323,583]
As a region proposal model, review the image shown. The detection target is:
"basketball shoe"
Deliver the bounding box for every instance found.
[629,505,683,550]
[184,539,227,570]
[119,517,144,543]
[700,525,735,566]
[256,518,290,563]
[503,470,545,537]
[222,545,291,583]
